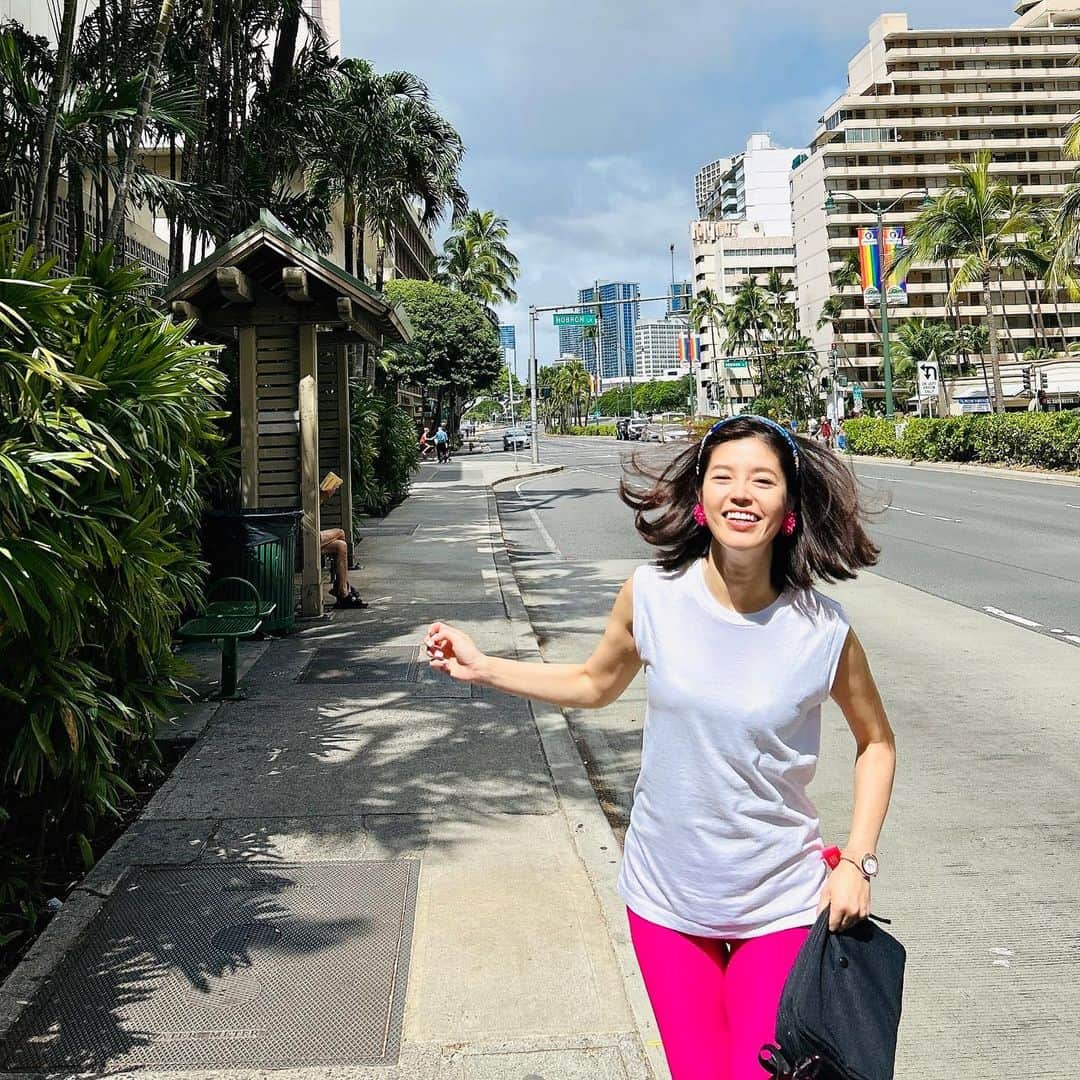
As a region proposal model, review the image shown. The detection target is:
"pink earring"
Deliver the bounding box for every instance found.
[782,510,798,536]
[692,502,708,527]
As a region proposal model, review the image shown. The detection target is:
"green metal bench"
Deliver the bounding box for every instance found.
[178,577,275,699]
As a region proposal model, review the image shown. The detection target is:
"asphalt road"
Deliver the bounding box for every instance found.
[493,432,1080,647]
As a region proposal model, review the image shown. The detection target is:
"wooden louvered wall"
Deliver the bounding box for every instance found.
[255,327,300,508]
[317,345,343,531]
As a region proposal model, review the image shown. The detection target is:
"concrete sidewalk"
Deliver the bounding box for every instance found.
[0,458,662,1080]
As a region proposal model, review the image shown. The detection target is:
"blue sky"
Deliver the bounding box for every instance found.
[344,1,999,375]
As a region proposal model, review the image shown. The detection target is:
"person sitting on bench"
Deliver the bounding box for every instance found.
[319,472,366,608]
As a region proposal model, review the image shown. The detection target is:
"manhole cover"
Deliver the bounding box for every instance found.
[2,860,420,1072]
[298,645,420,684]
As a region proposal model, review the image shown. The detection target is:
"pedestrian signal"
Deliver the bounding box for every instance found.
[1022,366,1032,392]
[1039,371,1048,391]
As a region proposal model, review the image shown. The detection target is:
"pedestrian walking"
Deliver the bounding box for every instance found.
[434,423,450,463]
[419,426,434,460]
[836,418,848,452]
[818,416,833,447]
[425,415,896,1080]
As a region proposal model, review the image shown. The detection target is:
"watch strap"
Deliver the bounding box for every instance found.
[839,856,871,880]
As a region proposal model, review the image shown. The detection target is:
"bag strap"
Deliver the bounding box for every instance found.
[868,912,892,925]
[759,1045,827,1079]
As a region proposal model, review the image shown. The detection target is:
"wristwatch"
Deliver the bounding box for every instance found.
[841,852,879,880]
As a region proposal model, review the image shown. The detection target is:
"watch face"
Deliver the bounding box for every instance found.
[861,854,879,877]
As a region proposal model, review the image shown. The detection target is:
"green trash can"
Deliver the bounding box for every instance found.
[203,509,302,632]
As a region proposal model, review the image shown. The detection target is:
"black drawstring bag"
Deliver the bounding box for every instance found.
[759,906,906,1080]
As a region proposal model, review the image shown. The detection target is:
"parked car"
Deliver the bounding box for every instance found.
[627,418,648,440]
[503,427,530,451]
[524,420,534,433]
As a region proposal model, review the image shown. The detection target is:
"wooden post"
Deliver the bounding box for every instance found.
[239,326,259,508]
[337,344,355,564]
[299,323,321,616]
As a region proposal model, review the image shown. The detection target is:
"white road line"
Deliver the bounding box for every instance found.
[1066,636,1080,647]
[1067,504,1080,510]
[862,475,907,483]
[984,606,1042,629]
[886,505,926,517]
[885,505,961,523]
[515,477,560,555]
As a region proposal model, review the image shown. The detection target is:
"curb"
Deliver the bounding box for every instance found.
[848,453,1080,487]
[484,486,668,1080]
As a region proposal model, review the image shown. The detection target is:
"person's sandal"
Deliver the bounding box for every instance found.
[334,587,368,610]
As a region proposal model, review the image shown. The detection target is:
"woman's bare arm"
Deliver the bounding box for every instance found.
[425,576,641,710]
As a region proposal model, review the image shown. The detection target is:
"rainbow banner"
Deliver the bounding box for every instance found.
[677,333,701,363]
[858,226,908,308]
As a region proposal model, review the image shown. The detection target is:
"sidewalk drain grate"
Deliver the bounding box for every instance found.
[298,645,421,683]
[2,860,420,1072]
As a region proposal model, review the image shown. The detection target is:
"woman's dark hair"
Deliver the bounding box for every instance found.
[619,417,880,593]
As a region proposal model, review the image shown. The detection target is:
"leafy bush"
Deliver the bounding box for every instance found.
[0,220,226,956]
[350,379,419,517]
[843,412,1079,471]
[843,417,901,457]
[564,424,616,437]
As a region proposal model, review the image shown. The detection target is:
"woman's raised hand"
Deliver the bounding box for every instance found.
[424,621,488,683]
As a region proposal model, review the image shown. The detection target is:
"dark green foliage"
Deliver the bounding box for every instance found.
[843,412,1080,470]
[595,376,694,417]
[0,218,226,958]
[349,379,419,518]
[380,279,502,406]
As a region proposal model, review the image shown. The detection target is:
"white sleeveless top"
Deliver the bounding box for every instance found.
[617,559,850,939]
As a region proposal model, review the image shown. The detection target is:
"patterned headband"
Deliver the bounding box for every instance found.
[695,415,801,477]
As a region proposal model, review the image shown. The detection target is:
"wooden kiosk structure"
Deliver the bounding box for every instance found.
[165,211,413,617]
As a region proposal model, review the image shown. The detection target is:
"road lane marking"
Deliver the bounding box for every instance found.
[1067,504,1080,510]
[515,478,560,555]
[984,606,1042,628]
[862,475,907,483]
[1067,636,1080,647]
[884,505,961,523]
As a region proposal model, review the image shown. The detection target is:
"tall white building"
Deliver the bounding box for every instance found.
[791,0,1080,407]
[694,158,731,217]
[699,133,806,235]
[633,319,691,381]
[1,0,60,38]
[691,133,805,415]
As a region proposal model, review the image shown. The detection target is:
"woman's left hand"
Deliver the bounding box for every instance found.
[817,861,871,932]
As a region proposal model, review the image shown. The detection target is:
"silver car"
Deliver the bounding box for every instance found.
[503,427,530,451]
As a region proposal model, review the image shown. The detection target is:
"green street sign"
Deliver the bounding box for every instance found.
[553,312,597,327]
[723,359,750,370]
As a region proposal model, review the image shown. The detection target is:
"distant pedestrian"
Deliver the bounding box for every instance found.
[426,415,896,1079]
[819,416,833,447]
[836,419,848,452]
[434,423,450,463]
[419,426,434,459]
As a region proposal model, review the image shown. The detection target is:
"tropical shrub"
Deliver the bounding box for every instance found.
[0,220,226,958]
[565,424,617,437]
[349,379,419,518]
[843,412,1080,471]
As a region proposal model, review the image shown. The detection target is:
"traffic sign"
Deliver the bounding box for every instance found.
[723,359,750,370]
[553,312,597,327]
[918,360,940,399]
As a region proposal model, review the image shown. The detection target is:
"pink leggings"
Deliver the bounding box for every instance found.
[627,907,810,1080]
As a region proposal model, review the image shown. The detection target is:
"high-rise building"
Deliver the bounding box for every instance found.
[302,0,341,54]
[634,319,691,381]
[561,283,641,382]
[694,158,731,217]
[1,0,55,37]
[690,133,805,415]
[791,1,1080,403]
[699,134,806,234]
[668,281,692,315]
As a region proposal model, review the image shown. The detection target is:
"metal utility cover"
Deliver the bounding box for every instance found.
[3,860,420,1072]
[299,645,420,683]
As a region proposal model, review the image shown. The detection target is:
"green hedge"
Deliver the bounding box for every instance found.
[843,413,1080,471]
[0,223,226,957]
[349,380,419,517]
[564,424,617,437]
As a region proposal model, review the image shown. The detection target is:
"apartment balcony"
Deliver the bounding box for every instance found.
[823,159,1076,179]
[884,42,1079,60]
[866,88,1080,107]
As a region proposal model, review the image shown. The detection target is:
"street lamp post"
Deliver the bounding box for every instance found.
[824,188,931,419]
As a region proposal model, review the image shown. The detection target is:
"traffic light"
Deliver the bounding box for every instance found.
[1022,366,1032,392]
[1040,371,1048,391]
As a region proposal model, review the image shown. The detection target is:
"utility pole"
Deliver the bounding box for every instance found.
[529,306,539,465]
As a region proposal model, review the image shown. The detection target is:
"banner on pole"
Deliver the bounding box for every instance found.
[858,227,908,308]
[499,325,516,349]
[677,333,701,363]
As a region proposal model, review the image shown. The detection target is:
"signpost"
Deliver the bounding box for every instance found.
[553,312,598,327]
[723,359,750,370]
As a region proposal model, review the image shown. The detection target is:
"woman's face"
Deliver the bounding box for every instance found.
[698,435,790,549]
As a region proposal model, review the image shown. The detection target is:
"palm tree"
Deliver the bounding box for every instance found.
[895,152,1029,413]
[690,286,724,410]
[308,59,467,282]
[103,0,177,245]
[890,318,956,411]
[731,277,772,390]
[437,209,519,305]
